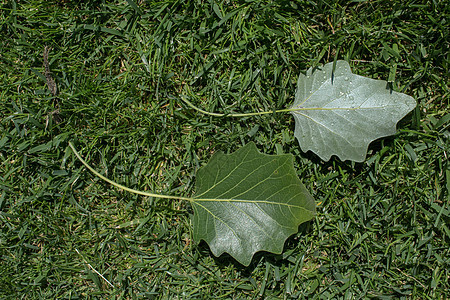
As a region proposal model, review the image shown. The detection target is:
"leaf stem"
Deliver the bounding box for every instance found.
[179,96,295,117]
[68,141,193,202]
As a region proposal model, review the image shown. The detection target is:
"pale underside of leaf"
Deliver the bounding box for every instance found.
[290,60,416,162]
[193,142,316,266]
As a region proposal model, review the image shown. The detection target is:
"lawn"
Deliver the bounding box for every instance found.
[0,0,448,298]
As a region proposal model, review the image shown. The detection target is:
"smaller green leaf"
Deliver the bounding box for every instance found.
[290,60,417,162]
[193,142,316,266]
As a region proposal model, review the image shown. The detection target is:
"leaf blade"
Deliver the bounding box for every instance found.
[291,60,416,162]
[193,143,316,266]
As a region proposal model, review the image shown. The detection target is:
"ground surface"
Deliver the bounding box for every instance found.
[0,0,448,298]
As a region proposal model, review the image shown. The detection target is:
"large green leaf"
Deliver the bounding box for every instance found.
[193,142,316,266]
[69,141,316,265]
[291,60,416,162]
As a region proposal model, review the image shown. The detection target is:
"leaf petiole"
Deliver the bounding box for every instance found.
[68,141,193,202]
[179,96,295,117]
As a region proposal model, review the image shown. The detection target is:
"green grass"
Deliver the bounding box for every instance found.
[0,0,448,298]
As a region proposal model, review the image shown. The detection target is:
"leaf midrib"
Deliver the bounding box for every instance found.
[193,197,314,212]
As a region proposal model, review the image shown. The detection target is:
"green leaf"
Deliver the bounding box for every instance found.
[69,142,316,265]
[291,60,416,162]
[193,142,316,266]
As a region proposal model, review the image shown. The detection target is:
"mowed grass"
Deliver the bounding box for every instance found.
[0,0,448,298]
